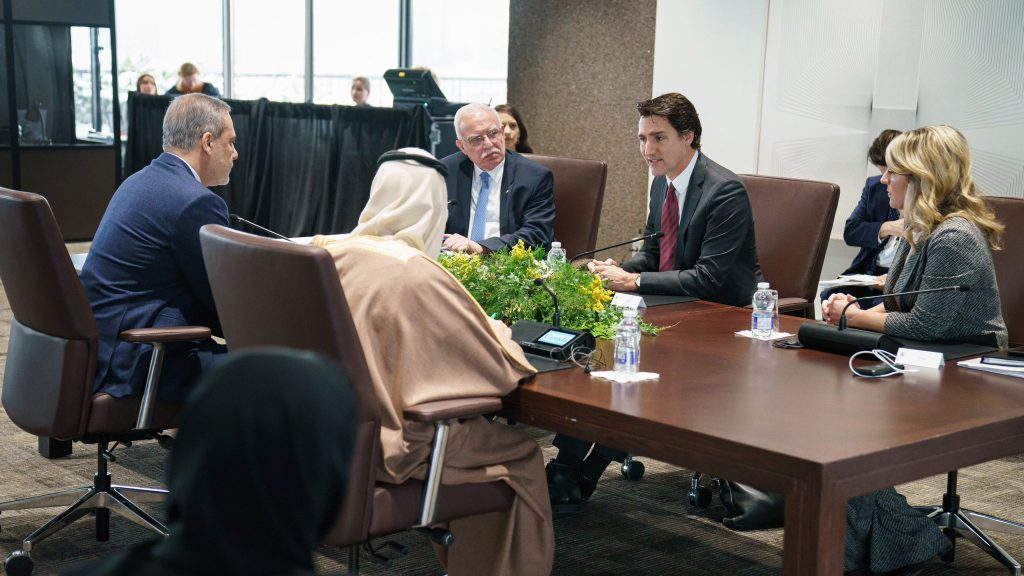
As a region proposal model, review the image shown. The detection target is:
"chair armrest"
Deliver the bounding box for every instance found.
[120,325,210,431]
[120,326,212,343]
[404,397,503,423]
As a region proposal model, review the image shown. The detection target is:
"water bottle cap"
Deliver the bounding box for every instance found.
[551,242,561,248]
[757,282,770,289]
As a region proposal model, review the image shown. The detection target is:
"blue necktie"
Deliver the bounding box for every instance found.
[470,172,491,241]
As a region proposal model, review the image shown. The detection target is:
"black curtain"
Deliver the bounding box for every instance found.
[125,93,431,235]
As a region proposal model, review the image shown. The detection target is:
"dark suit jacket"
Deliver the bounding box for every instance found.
[843,174,900,275]
[622,153,760,307]
[442,150,555,252]
[80,153,229,401]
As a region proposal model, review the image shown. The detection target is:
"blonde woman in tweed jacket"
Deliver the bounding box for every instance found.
[824,125,1007,576]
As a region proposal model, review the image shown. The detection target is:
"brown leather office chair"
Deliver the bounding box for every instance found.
[198,225,516,574]
[740,174,840,317]
[0,189,211,575]
[523,154,607,259]
[988,196,1024,347]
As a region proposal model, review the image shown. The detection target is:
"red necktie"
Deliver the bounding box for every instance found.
[659,183,679,272]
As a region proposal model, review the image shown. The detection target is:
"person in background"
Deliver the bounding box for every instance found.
[80,93,236,402]
[136,73,158,95]
[824,125,1005,575]
[166,62,221,98]
[314,148,554,576]
[495,104,533,154]
[820,129,903,308]
[64,348,359,576]
[441,103,555,254]
[351,76,371,106]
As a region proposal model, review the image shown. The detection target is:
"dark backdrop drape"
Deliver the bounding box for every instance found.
[125,93,431,235]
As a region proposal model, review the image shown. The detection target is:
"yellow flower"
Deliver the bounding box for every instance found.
[510,239,532,262]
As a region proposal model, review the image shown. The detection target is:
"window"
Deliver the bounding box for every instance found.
[410,0,509,105]
[114,1,509,106]
[233,0,305,102]
[71,26,115,141]
[115,0,223,101]
[312,0,400,106]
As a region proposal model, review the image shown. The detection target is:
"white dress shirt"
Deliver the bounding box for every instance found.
[666,150,700,221]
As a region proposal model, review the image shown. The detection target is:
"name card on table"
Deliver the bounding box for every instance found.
[896,347,945,369]
[611,292,646,311]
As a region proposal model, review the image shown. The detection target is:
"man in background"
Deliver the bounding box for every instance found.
[166,62,222,97]
[441,103,555,254]
[81,93,237,402]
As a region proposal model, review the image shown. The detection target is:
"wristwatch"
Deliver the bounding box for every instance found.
[633,274,641,289]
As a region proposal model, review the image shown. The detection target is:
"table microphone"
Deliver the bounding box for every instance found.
[229,214,294,242]
[837,284,971,330]
[533,277,560,327]
[569,231,664,263]
[799,284,971,356]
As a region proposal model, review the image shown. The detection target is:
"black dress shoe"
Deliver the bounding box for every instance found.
[545,461,583,514]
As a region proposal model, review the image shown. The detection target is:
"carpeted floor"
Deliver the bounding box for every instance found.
[1,244,1023,575]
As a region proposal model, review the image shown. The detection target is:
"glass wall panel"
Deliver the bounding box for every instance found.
[233,0,305,102]
[114,0,223,100]
[410,0,509,105]
[312,0,399,106]
[71,26,115,141]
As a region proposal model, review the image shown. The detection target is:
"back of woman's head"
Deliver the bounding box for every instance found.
[155,347,358,575]
[886,125,1003,249]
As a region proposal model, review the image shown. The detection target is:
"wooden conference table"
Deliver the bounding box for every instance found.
[501,300,1024,575]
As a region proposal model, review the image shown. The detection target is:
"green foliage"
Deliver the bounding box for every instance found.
[439,241,658,339]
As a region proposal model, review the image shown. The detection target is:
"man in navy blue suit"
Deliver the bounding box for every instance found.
[441,103,554,254]
[81,93,237,402]
[820,129,903,308]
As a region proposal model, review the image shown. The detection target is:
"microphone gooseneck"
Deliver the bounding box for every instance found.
[230,214,294,242]
[569,231,665,263]
[533,277,561,327]
[836,284,971,331]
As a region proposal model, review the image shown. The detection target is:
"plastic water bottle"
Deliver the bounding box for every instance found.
[751,282,777,340]
[614,309,641,373]
[546,241,567,267]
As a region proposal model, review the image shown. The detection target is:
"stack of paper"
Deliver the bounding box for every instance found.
[957,358,1024,379]
[818,275,881,289]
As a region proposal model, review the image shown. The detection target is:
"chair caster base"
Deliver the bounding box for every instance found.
[621,458,645,481]
[363,539,408,567]
[5,550,34,576]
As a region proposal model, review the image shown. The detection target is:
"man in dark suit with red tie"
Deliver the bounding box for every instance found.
[547,92,760,512]
[589,92,759,307]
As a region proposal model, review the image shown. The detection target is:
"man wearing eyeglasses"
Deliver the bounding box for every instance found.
[441,103,555,254]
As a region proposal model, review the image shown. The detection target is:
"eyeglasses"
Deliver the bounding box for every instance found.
[461,128,503,148]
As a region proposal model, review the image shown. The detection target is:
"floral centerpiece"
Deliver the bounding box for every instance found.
[439,241,658,340]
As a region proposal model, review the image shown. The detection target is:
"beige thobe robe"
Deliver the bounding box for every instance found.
[326,237,554,576]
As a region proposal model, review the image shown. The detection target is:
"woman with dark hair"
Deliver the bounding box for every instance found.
[825,125,1007,575]
[135,74,158,95]
[496,104,533,154]
[64,348,359,576]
